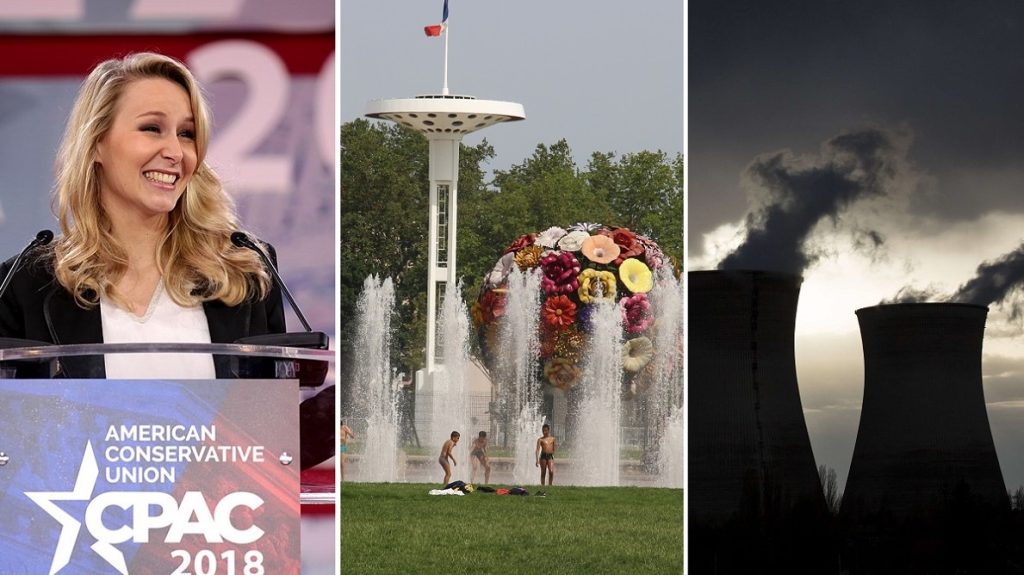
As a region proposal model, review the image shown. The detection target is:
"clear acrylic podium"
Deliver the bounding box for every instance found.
[0,341,335,574]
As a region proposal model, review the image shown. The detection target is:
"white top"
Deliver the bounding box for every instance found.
[100,281,216,379]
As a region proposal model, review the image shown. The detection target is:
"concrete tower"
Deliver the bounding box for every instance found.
[364,14,524,444]
[366,97,524,380]
[689,270,825,525]
[842,303,1008,518]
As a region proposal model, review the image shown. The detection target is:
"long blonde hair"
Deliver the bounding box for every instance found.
[53,52,271,308]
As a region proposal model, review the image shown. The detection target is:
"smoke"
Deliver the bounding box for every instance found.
[880,285,943,305]
[951,243,1024,316]
[882,243,1024,314]
[718,128,907,275]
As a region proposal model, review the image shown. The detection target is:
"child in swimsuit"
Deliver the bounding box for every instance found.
[536,424,556,486]
[339,421,355,482]
[439,431,460,485]
[470,431,491,484]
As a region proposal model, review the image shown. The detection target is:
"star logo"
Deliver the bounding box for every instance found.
[25,441,100,575]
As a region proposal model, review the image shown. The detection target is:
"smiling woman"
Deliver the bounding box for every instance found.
[0,52,283,379]
[95,78,197,227]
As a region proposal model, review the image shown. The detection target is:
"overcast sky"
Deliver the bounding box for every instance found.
[340,0,684,174]
[690,1,1024,492]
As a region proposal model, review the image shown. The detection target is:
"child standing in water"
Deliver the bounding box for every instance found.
[339,421,355,481]
[536,424,556,485]
[439,431,460,485]
[470,431,491,484]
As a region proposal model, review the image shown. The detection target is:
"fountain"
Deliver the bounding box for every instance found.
[494,268,546,484]
[351,276,400,482]
[428,281,472,450]
[650,270,684,487]
[574,298,625,486]
[658,406,684,488]
[345,227,682,487]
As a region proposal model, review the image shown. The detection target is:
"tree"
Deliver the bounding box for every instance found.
[818,464,841,514]
[340,119,492,376]
[1011,485,1024,511]
[341,121,684,376]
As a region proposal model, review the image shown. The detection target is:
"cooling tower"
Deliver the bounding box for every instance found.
[689,270,825,525]
[842,303,1008,518]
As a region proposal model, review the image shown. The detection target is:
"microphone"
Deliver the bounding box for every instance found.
[0,229,54,301]
[231,231,314,333]
[230,231,328,386]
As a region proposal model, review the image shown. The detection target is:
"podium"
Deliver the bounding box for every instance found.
[0,341,334,574]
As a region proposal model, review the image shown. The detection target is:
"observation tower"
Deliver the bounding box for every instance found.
[364,9,525,415]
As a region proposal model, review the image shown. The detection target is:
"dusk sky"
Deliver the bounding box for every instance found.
[340,1,684,174]
[690,1,1024,492]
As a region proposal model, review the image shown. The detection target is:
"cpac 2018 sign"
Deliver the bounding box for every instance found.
[0,380,300,574]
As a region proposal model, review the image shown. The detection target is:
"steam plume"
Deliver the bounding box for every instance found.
[951,244,1024,314]
[719,128,905,275]
[880,286,942,305]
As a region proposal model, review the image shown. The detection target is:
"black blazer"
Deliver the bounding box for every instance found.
[0,246,285,378]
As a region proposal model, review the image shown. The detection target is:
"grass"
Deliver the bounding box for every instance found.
[341,482,683,575]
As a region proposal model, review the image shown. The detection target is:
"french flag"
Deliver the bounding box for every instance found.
[424,0,449,37]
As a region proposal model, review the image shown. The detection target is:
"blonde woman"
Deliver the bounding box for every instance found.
[0,52,283,378]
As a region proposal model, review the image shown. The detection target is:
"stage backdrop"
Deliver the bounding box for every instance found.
[0,0,336,349]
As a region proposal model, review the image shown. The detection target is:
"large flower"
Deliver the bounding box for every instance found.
[578,269,617,304]
[620,293,653,334]
[485,252,516,287]
[514,245,544,270]
[536,226,568,249]
[503,233,536,255]
[479,289,507,324]
[581,235,621,265]
[541,325,585,360]
[544,357,581,390]
[558,230,590,252]
[542,295,577,329]
[622,337,654,373]
[598,227,644,266]
[618,258,654,294]
[638,234,666,270]
[568,222,601,232]
[540,251,581,295]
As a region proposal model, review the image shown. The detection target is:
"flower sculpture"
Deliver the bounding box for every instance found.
[542,295,577,329]
[619,258,653,294]
[581,235,620,265]
[544,357,582,391]
[622,336,655,373]
[620,293,653,334]
[578,269,617,304]
[540,251,581,295]
[476,223,670,396]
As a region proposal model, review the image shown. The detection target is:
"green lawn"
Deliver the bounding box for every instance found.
[340,482,684,575]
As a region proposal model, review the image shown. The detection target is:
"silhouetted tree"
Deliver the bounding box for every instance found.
[818,464,841,514]
[1011,485,1024,511]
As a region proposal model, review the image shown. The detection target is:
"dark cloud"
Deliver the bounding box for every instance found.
[690,1,1024,248]
[718,128,905,274]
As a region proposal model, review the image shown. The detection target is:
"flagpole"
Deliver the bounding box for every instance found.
[442,21,449,95]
